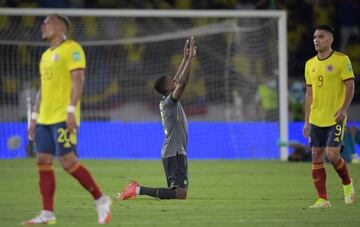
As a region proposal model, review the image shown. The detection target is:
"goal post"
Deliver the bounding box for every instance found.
[0,8,288,160]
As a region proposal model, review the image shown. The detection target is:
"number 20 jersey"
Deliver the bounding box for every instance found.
[38,40,86,125]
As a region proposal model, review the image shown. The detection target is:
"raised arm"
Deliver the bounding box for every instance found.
[173,39,190,83]
[172,37,196,101]
[67,69,85,132]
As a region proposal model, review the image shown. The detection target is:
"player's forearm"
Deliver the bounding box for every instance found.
[32,90,41,113]
[304,87,312,123]
[173,57,187,83]
[69,70,84,106]
[70,88,81,107]
[340,80,354,111]
[70,81,83,106]
[304,105,310,124]
[178,57,193,86]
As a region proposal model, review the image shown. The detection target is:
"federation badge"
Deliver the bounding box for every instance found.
[326,64,333,72]
[52,53,59,61]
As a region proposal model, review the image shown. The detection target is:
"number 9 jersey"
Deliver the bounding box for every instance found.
[305,51,355,127]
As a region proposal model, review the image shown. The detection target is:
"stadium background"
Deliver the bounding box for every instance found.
[0,0,359,159]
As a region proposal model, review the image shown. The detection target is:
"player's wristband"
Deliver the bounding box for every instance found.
[67,105,76,113]
[30,112,38,120]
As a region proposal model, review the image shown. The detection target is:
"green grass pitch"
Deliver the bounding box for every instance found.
[0,159,359,226]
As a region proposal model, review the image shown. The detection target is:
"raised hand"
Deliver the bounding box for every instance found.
[188,36,196,57]
[183,39,190,58]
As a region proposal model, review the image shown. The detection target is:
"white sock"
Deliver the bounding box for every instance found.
[135,186,140,195]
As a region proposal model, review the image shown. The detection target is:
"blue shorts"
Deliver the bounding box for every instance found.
[309,123,345,148]
[35,122,77,156]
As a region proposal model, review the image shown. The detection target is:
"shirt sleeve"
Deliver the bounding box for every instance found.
[304,60,312,86]
[340,56,355,81]
[66,41,86,71]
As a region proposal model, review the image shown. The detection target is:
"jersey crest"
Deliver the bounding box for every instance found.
[52,53,59,62]
[326,64,333,72]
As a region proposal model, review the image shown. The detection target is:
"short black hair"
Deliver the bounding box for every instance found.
[154,76,169,95]
[315,24,335,36]
[52,14,71,32]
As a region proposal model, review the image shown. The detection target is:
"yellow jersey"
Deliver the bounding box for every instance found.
[38,40,86,125]
[305,51,355,127]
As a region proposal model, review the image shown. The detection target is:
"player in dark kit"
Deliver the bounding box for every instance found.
[117,37,196,200]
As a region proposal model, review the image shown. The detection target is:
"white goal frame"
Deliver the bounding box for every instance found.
[0,8,288,160]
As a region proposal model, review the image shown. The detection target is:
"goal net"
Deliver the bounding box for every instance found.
[0,9,288,160]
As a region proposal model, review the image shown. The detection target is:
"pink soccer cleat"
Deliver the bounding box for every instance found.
[116,181,139,200]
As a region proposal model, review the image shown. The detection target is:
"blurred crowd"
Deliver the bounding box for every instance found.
[1,0,359,76]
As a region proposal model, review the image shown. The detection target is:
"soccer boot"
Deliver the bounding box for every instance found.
[96,195,112,224]
[21,210,56,225]
[309,198,331,208]
[116,181,139,200]
[343,179,355,204]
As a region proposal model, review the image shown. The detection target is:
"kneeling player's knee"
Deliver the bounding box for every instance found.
[175,188,187,199]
